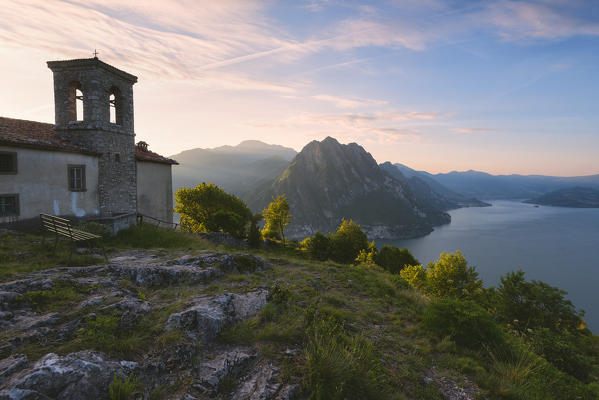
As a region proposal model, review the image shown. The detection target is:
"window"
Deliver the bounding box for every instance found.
[115,153,120,162]
[109,86,122,125]
[68,165,86,191]
[68,81,84,121]
[0,194,19,216]
[0,152,17,174]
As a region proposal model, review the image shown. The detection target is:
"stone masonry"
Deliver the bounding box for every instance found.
[47,57,138,217]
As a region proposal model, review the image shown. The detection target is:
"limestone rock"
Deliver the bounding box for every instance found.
[0,351,136,400]
[165,290,268,342]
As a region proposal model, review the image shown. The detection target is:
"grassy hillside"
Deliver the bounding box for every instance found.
[1,226,598,399]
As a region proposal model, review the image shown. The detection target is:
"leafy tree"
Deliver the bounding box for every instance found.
[375,245,419,274]
[261,195,292,246]
[247,213,263,248]
[174,183,252,238]
[426,251,483,299]
[329,219,369,264]
[495,269,585,334]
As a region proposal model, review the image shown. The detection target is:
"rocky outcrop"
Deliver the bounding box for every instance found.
[0,351,137,400]
[0,250,291,400]
[165,290,268,342]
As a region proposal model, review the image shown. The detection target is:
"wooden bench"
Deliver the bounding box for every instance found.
[40,214,108,263]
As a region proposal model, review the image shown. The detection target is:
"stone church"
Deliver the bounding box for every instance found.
[0,57,178,232]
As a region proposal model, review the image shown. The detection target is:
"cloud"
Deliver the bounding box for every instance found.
[451,128,493,134]
[479,1,599,41]
[312,94,388,109]
[242,110,438,144]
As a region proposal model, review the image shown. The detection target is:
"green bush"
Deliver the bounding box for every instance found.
[399,264,426,290]
[354,241,377,266]
[495,269,585,333]
[423,298,504,349]
[109,373,139,400]
[375,245,419,274]
[304,232,330,261]
[328,219,369,264]
[426,251,483,299]
[529,328,595,382]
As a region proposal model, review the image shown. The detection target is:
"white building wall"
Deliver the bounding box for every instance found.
[136,161,173,223]
[0,146,99,223]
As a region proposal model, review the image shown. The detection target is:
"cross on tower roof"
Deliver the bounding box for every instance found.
[93,49,98,58]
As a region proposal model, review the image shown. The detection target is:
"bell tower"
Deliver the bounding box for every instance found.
[47,56,138,217]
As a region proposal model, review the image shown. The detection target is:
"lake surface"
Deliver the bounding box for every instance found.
[380,200,599,332]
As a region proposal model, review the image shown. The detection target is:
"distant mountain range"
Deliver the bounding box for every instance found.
[170,137,599,239]
[426,169,599,200]
[245,137,450,239]
[169,140,297,197]
[524,187,599,208]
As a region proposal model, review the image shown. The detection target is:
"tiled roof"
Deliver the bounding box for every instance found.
[0,116,177,165]
[136,146,178,165]
[0,117,97,155]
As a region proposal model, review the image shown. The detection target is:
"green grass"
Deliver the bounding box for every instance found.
[108,223,215,250]
[109,373,140,400]
[0,233,103,281]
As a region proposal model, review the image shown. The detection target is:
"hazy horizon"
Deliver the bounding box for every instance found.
[170,137,599,178]
[1,0,598,176]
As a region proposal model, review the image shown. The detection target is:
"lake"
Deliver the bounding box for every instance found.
[380,200,599,332]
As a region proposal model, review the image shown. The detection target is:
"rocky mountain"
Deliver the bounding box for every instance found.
[170,140,297,197]
[246,137,450,240]
[524,187,599,208]
[380,163,489,210]
[429,170,599,200]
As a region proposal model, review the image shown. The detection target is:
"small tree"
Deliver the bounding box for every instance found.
[329,219,369,264]
[261,194,292,246]
[426,251,483,300]
[174,183,252,238]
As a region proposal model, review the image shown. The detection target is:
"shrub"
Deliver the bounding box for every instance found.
[423,298,504,349]
[528,328,595,382]
[426,251,483,299]
[109,373,139,400]
[304,232,330,261]
[328,219,369,264]
[399,264,427,290]
[375,245,419,274]
[354,241,377,266]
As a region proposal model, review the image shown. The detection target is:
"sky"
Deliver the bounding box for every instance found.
[0,0,598,176]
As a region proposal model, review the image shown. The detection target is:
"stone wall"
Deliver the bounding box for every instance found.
[48,58,138,217]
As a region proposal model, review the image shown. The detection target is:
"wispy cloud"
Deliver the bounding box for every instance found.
[479,0,599,41]
[312,94,388,109]
[451,128,493,134]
